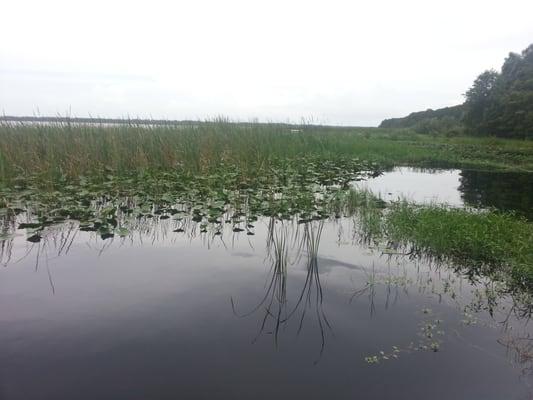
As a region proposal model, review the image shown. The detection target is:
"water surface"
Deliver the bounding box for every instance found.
[357,167,533,218]
[1,217,531,399]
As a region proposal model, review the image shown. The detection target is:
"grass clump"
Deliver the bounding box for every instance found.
[384,202,533,288]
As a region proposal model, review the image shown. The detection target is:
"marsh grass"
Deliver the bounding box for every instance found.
[1,120,532,185]
[383,202,533,288]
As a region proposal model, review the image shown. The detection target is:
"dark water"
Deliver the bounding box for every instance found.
[1,217,532,400]
[357,167,533,219]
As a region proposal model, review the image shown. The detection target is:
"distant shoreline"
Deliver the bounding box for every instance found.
[0,115,197,126]
[0,116,371,129]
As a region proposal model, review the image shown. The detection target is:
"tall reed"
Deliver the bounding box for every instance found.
[1,120,532,184]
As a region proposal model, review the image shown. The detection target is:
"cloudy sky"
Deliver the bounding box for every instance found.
[1,0,532,126]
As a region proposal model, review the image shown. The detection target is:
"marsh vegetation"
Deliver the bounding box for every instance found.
[1,120,532,399]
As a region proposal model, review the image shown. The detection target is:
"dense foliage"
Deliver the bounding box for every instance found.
[379,105,464,135]
[464,44,533,138]
[380,43,533,138]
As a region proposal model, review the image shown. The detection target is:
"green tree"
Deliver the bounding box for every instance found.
[465,44,533,138]
[463,70,499,134]
[486,45,533,138]
[381,43,533,138]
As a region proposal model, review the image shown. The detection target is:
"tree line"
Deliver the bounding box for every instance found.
[380,43,533,139]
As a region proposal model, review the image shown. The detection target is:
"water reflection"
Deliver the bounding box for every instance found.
[357,167,464,205]
[459,169,533,219]
[231,220,331,361]
[358,167,533,219]
[1,214,533,398]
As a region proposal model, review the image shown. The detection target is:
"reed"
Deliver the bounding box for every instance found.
[384,202,533,288]
[1,120,532,185]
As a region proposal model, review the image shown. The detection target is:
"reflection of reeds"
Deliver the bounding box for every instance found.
[499,333,533,375]
[260,219,290,346]
[232,218,331,360]
[291,221,331,359]
[0,210,17,266]
[231,219,290,347]
[350,264,377,316]
[0,236,13,266]
[5,209,533,370]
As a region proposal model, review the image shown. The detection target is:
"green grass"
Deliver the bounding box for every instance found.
[1,121,532,185]
[382,202,533,289]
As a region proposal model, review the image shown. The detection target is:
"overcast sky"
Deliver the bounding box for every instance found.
[1,0,532,126]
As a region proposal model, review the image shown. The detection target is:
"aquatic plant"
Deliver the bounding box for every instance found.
[0,120,532,292]
[384,202,533,289]
[1,120,532,185]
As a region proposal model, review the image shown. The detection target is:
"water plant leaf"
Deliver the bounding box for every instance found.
[18,222,42,229]
[27,233,42,243]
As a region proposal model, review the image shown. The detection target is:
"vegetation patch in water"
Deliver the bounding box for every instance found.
[1,162,532,291]
[0,156,378,240]
[382,203,533,289]
[0,122,532,292]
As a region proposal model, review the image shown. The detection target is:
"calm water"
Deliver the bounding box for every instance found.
[1,168,533,399]
[1,214,532,399]
[357,167,533,219]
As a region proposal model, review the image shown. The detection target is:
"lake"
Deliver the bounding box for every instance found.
[357,167,533,219]
[1,168,532,399]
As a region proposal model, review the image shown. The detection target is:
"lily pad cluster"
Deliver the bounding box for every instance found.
[0,157,381,241]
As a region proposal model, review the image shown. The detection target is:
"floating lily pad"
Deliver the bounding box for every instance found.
[27,233,42,243]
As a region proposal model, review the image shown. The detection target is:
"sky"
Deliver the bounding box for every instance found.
[1,0,532,126]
